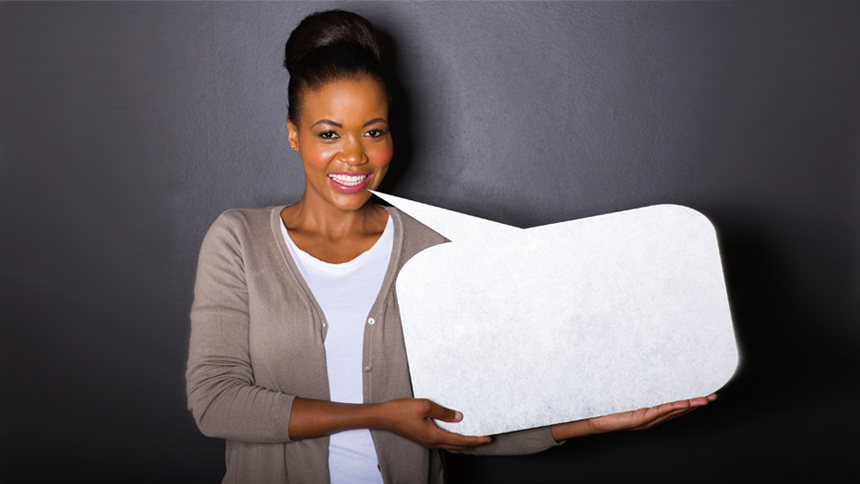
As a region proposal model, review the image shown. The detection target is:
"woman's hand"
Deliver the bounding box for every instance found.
[376,398,492,451]
[550,394,717,441]
[288,397,490,450]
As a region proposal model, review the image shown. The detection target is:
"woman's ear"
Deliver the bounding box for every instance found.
[286,119,300,152]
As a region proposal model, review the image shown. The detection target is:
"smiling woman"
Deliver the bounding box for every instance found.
[185,9,713,484]
[283,76,393,262]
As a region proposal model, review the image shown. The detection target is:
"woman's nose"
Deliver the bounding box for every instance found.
[338,139,366,165]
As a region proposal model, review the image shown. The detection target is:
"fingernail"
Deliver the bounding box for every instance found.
[454,411,463,420]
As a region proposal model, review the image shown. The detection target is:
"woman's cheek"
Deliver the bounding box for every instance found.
[303,144,336,169]
[372,142,394,168]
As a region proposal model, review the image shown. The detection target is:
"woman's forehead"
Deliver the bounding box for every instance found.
[301,77,389,126]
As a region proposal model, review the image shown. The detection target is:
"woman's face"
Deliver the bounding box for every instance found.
[287,75,392,213]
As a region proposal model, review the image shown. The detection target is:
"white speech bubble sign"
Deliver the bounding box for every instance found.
[374,191,738,436]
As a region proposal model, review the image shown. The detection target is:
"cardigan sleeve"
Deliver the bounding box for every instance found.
[186,211,296,443]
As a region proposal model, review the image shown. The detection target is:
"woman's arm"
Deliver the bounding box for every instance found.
[289,397,491,450]
[451,394,717,456]
[189,211,714,448]
[187,211,490,449]
[186,211,296,442]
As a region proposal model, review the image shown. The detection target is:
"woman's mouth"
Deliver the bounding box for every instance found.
[328,172,372,193]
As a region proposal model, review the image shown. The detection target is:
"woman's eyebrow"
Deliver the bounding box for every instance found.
[311,119,342,128]
[363,118,388,127]
[310,118,388,128]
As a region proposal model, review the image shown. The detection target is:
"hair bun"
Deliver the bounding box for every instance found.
[284,10,385,73]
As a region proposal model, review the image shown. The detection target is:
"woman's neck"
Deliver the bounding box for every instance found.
[284,194,382,236]
[280,192,389,263]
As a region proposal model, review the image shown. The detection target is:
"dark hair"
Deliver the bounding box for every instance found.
[284,10,388,123]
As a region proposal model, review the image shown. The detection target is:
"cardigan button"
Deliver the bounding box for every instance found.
[367,317,375,325]
[364,366,372,373]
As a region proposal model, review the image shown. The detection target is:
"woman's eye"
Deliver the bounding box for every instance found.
[365,129,386,138]
[318,131,339,140]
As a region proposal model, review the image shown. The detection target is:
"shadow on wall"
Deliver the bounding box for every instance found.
[376,27,415,193]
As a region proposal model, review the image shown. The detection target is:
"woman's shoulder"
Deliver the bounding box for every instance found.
[201,205,284,247]
[208,205,283,229]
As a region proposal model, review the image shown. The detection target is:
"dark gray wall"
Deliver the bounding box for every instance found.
[1,1,858,482]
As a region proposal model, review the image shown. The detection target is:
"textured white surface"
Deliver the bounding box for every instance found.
[374,192,738,436]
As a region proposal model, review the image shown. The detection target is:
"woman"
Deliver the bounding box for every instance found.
[186,10,715,483]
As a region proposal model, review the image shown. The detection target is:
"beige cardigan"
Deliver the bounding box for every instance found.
[187,205,561,484]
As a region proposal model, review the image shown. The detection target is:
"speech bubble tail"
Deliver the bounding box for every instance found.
[372,191,518,242]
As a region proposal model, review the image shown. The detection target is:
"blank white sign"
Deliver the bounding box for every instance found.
[375,192,738,436]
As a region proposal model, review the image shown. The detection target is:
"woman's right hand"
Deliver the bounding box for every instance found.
[375,398,492,450]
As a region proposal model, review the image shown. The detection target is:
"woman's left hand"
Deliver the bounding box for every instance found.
[550,394,717,442]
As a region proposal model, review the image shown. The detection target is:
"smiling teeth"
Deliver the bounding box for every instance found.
[328,174,368,186]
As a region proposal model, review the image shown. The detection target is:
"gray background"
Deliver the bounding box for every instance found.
[1,1,858,482]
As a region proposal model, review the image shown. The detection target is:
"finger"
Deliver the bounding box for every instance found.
[629,395,715,431]
[622,399,691,430]
[678,395,715,408]
[645,394,716,426]
[420,413,491,446]
[670,399,694,410]
[646,400,690,419]
[459,435,492,446]
[433,427,492,447]
[653,397,711,417]
[688,396,712,407]
[440,439,490,448]
[633,406,698,431]
[652,406,696,425]
[648,396,712,416]
[631,406,691,430]
[444,430,492,446]
[426,402,462,423]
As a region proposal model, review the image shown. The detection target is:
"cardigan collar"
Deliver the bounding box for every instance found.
[268,205,405,341]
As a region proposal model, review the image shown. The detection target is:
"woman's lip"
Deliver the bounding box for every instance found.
[327,172,373,194]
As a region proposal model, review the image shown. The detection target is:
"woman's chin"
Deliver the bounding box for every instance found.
[327,191,374,212]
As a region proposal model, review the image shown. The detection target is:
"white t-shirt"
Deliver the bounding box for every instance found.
[281,215,393,484]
